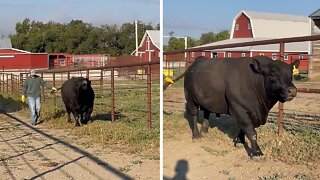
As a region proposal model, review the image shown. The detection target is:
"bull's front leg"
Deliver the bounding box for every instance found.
[233,130,246,146]
[242,126,263,157]
[230,107,263,157]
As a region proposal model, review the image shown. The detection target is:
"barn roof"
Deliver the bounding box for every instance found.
[141,30,160,50]
[231,11,310,38]
[0,36,12,49]
[309,8,320,19]
[193,38,308,53]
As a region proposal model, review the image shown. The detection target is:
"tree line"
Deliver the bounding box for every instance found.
[164,30,230,51]
[10,18,159,56]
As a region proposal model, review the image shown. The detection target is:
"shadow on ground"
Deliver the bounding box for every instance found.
[0,111,134,180]
[0,95,26,113]
[163,159,189,180]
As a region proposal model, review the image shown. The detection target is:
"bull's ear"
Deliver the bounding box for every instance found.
[291,60,300,69]
[250,59,263,74]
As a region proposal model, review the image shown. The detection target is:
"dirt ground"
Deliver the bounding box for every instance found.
[163,84,320,180]
[0,112,159,180]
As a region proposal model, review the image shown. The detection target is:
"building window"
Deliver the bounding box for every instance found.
[227,53,232,58]
[259,53,264,56]
[235,24,239,30]
[299,54,303,60]
[241,53,246,57]
[202,52,206,56]
[248,23,252,29]
[284,54,288,60]
[272,54,277,60]
[60,59,65,67]
[191,52,195,58]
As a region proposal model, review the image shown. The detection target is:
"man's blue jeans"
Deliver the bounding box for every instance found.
[27,96,41,125]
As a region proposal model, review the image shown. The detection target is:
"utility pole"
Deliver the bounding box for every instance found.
[135,20,139,56]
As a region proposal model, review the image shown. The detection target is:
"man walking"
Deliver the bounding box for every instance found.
[21,69,57,125]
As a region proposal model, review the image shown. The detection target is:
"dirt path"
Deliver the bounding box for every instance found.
[0,112,159,180]
[163,131,319,180]
[163,86,320,180]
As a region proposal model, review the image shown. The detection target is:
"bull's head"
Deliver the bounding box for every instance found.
[77,78,91,91]
[251,56,299,103]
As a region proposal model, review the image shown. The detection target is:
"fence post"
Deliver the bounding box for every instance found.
[6,73,9,93]
[19,73,24,95]
[10,74,13,94]
[278,42,285,136]
[53,72,56,105]
[147,64,152,129]
[41,72,45,102]
[111,68,115,122]
[100,69,103,94]
[86,69,89,78]
[2,73,4,92]
[67,71,70,80]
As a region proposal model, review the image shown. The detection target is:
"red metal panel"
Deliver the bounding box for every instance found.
[0,53,48,70]
[233,13,253,38]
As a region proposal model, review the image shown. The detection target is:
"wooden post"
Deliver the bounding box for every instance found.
[111,68,115,122]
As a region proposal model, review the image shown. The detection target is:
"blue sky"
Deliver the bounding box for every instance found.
[0,0,159,35]
[164,0,320,39]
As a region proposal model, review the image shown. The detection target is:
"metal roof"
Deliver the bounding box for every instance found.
[145,30,160,49]
[195,38,308,53]
[309,8,320,18]
[0,36,12,48]
[231,11,310,39]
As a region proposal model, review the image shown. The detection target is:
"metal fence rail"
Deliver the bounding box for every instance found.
[0,60,160,129]
[164,35,320,136]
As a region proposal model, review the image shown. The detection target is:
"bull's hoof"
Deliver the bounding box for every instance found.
[233,137,246,147]
[192,133,202,139]
[250,150,264,157]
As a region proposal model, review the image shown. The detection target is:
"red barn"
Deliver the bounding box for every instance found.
[132,30,160,61]
[0,48,48,70]
[189,11,310,71]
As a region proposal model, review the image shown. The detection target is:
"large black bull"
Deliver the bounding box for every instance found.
[184,56,299,156]
[61,77,95,126]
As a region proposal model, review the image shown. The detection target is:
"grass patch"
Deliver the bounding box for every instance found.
[201,146,228,156]
[164,93,320,167]
[1,81,159,159]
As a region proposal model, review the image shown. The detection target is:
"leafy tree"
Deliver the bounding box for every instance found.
[199,32,215,45]
[10,18,158,56]
[164,37,185,51]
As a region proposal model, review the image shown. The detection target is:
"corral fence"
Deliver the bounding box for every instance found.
[0,59,160,129]
[164,35,320,136]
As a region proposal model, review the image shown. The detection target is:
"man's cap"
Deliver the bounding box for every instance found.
[30,69,36,76]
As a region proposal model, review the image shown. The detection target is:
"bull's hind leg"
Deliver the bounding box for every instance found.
[185,100,201,139]
[64,105,72,123]
[233,130,246,147]
[72,112,82,126]
[200,109,210,134]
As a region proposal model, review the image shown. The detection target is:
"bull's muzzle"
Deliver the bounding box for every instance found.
[285,87,297,101]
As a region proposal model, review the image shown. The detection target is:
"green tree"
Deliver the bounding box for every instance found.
[199,32,215,45]
[164,37,185,51]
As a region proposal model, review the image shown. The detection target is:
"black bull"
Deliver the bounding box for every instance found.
[184,56,299,157]
[61,77,95,126]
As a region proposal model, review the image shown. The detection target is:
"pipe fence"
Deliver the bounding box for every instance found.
[0,60,160,129]
[164,35,320,136]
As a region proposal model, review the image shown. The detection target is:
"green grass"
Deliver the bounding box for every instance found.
[0,81,160,160]
[164,95,320,167]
